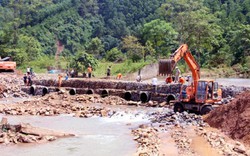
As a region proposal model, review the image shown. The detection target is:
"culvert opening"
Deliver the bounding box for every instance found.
[69,88,76,95]
[101,90,109,98]
[166,95,175,104]
[29,85,36,95]
[140,92,150,103]
[42,87,48,96]
[124,92,132,101]
[86,89,94,94]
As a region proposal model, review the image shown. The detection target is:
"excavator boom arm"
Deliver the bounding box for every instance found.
[159,44,200,93]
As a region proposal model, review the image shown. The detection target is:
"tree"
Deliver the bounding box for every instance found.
[122,36,144,62]
[86,37,104,58]
[75,0,99,17]
[101,35,121,52]
[69,51,98,72]
[230,24,250,65]
[0,34,42,65]
[159,0,222,64]
[144,41,156,61]
[141,19,178,57]
[105,47,124,62]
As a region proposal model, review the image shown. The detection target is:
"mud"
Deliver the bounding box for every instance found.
[205,91,250,147]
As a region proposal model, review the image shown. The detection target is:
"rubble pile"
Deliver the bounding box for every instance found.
[0,90,172,118]
[150,111,205,127]
[171,129,194,156]
[221,86,249,98]
[0,117,74,145]
[196,127,250,156]
[132,124,160,156]
[73,107,111,118]
[0,93,119,117]
[204,91,250,145]
[0,75,27,98]
[98,95,129,105]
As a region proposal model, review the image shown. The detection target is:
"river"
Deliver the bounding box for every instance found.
[0,109,151,156]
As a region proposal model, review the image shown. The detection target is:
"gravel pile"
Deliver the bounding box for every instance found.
[0,75,28,98]
[132,124,160,156]
[150,111,205,127]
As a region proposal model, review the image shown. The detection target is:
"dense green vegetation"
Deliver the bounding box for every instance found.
[0,0,249,75]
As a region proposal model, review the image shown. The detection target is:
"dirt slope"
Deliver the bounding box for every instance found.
[204,91,250,145]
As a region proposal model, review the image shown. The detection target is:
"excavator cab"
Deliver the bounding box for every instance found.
[213,82,222,101]
[195,81,208,103]
[195,80,221,103]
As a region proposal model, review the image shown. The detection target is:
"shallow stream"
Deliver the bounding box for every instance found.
[0,109,150,156]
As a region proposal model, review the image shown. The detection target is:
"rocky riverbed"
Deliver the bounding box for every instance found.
[0,73,250,156]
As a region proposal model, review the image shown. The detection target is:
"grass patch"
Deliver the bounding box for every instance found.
[17,55,57,73]
[93,60,150,77]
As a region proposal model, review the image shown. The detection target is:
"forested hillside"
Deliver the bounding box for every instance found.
[0,0,249,72]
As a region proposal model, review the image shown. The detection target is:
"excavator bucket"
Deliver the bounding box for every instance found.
[158,59,175,76]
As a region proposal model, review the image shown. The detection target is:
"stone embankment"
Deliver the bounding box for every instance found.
[27,78,249,103]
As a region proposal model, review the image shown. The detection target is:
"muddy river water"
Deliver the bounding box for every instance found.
[0,105,156,156]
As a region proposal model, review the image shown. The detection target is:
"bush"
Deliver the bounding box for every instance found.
[105,47,124,62]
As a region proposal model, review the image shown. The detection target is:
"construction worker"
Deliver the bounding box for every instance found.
[117,73,122,79]
[58,74,63,87]
[152,77,158,92]
[27,66,31,75]
[65,73,69,80]
[107,66,111,77]
[87,65,92,78]
[175,67,181,83]
[70,69,75,78]
[179,77,186,84]
[186,75,192,85]
[166,74,173,84]
[23,74,27,85]
[27,74,32,86]
[136,75,142,82]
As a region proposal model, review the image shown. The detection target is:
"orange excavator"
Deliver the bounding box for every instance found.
[159,44,222,114]
[0,57,16,72]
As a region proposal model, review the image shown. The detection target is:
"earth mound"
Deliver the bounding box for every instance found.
[204,91,250,145]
